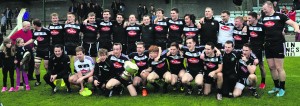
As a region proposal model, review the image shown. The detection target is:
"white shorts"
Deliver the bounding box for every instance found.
[235,78,250,90]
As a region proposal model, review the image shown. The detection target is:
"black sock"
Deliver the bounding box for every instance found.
[261,78,265,83]
[151,82,160,88]
[280,81,285,90]
[187,85,192,90]
[197,85,202,90]
[273,80,279,88]
[36,75,40,82]
[217,88,222,94]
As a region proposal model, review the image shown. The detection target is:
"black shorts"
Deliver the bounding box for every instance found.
[154,70,167,78]
[82,42,97,57]
[265,43,285,59]
[204,72,214,84]
[170,68,183,75]
[252,48,264,63]
[186,69,204,78]
[36,50,49,60]
[65,46,77,56]
[115,76,132,87]
[98,40,112,51]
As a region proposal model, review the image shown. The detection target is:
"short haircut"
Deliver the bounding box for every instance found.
[136,42,145,48]
[32,19,42,27]
[235,16,244,22]
[88,12,96,17]
[116,13,124,18]
[205,7,214,12]
[113,43,122,50]
[248,12,258,19]
[103,9,110,13]
[67,12,75,17]
[98,48,108,56]
[184,14,196,24]
[148,45,159,52]
[51,13,59,17]
[243,43,252,50]
[225,40,234,47]
[171,8,179,13]
[54,44,64,51]
[186,37,195,42]
[221,10,230,16]
[263,1,274,8]
[22,21,30,27]
[16,38,23,44]
[205,42,215,49]
[75,46,85,53]
[170,42,179,49]
[143,15,150,19]
[156,8,164,14]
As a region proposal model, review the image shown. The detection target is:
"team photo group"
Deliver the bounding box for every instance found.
[1,1,299,101]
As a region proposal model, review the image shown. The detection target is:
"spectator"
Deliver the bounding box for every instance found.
[1,13,6,36]
[137,4,143,22]
[287,6,296,21]
[3,7,13,30]
[273,1,280,13]
[77,3,85,22]
[150,5,156,23]
[119,0,126,13]
[69,3,77,14]
[281,5,289,15]
[143,5,148,16]
[94,3,103,20]
[233,0,243,11]
[111,0,119,19]
[14,7,20,19]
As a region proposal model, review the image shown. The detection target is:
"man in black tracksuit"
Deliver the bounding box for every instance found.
[199,7,219,46]
[44,44,71,93]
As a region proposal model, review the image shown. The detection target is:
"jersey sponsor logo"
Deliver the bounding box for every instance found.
[185,51,201,57]
[51,30,59,35]
[86,26,96,31]
[156,62,165,68]
[185,32,196,37]
[67,28,77,34]
[170,25,179,30]
[183,27,198,31]
[136,61,146,67]
[128,31,137,37]
[206,62,216,69]
[221,25,230,31]
[250,31,258,37]
[170,59,181,64]
[101,26,110,31]
[100,22,113,26]
[133,55,148,61]
[234,35,242,40]
[188,58,199,63]
[126,26,140,30]
[264,21,275,27]
[233,30,247,35]
[37,36,44,41]
[113,62,122,68]
[155,26,163,31]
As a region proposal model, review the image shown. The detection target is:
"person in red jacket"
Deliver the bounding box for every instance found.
[10,21,35,80]
[287,6,296,22]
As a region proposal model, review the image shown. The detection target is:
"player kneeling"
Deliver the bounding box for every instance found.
[233,43,259,98]
[105,61,139,97]
[69,46,94,93]
[93,49,113,95]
